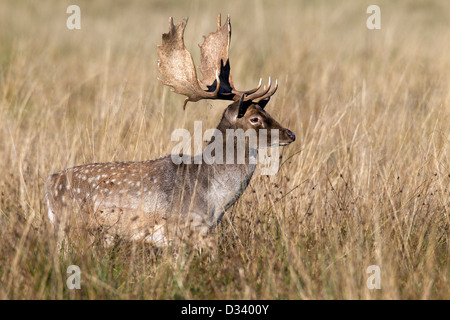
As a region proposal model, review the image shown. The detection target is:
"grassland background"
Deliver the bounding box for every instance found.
[0,0,449,299]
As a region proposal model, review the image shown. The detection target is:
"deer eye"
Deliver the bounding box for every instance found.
[250,117,260,124]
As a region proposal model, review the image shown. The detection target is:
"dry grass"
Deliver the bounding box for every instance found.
[0,0,448,299]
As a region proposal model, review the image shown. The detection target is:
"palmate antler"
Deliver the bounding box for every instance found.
[157,14,277,110]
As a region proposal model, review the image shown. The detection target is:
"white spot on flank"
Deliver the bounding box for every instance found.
[77,188,81,194]
[46,198,55,224]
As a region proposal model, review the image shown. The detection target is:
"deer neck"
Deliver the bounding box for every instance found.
[206,117,258,170]
[199,119,258,223]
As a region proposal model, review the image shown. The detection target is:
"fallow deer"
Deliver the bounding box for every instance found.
[45,15,295,247]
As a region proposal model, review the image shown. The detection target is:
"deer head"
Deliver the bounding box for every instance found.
[220,93,296,148]
[157,14,295,150]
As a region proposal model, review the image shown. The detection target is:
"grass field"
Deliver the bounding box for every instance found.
[0,0,448,299]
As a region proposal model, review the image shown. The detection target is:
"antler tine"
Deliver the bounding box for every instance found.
[253,79,278,103]
[234,78,263,96]
[245,77,273,101]
[217,13,223,29]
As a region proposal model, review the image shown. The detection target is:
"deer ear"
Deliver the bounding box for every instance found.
[258,97,270,109]
[237,94,248,118]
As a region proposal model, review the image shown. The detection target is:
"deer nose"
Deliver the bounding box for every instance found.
[286,129,296,141]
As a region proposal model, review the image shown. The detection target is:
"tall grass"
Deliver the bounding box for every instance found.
[0,0,448,299]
